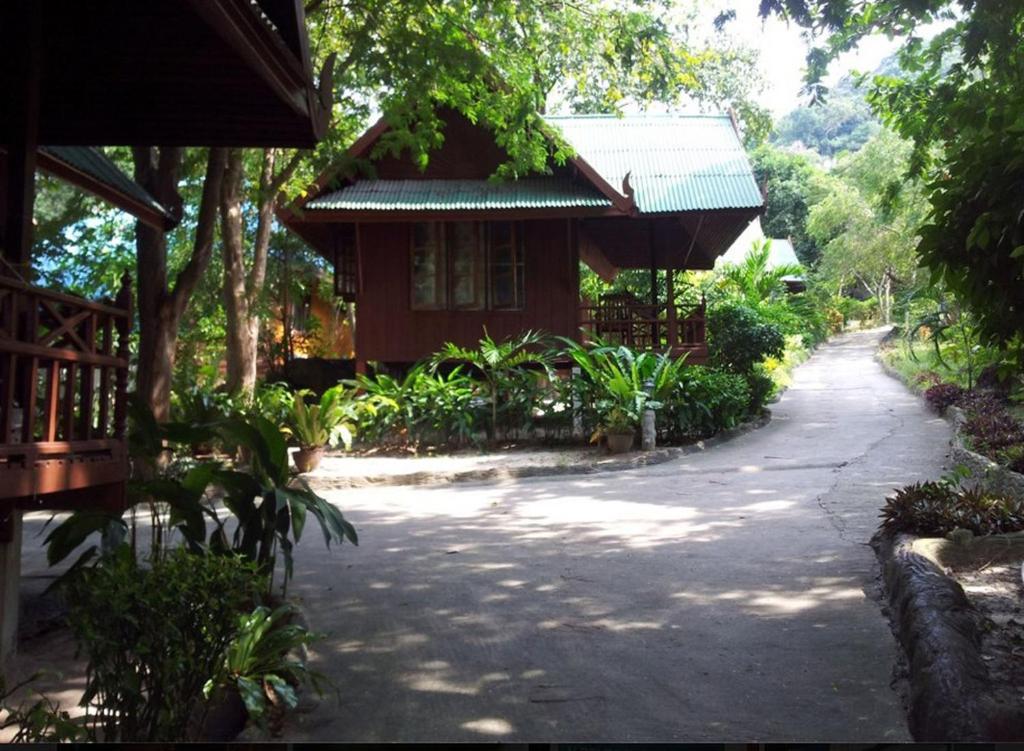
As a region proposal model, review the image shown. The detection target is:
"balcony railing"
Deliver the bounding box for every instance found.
[0,273,131,510]
[579,296,707,360]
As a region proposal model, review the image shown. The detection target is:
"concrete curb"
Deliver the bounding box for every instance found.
[307,410,772,490]
[875,532,1024,741]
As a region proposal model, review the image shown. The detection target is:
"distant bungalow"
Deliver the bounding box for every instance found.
[719,218,807,293]
[280,109,765,371]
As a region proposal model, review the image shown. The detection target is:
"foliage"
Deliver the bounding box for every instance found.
[881,479,1024,538]
[806,129,928,324]
[0,672,86,742]
[63,547,265,742]
[762,0,1024,349]
[286,386,357,450]
[206,604,322,729]
[718,238,804,306]
[348,364,480,448]
[707,302,785,375]
[749,144,828,266]
[46,397,358,594]
[432,329,553,441]
[660,366,750,442]
[771,68,881,158]
[922,383,963,415]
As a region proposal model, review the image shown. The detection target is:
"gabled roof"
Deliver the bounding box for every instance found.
[38,147,176,229]
[307,178,612,211]
[545,114,763,214]
[293,112,762,217]
[1,146,175,230]
[719,219,805,282]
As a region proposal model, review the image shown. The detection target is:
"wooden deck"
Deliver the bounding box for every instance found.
[0,275,131,527]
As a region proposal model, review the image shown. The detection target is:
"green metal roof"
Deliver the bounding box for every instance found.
[307,177,612,211]
[304,113,761,215]
[546,113,763,214]
[40,146,173,221]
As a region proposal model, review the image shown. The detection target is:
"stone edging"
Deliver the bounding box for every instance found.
[307,410,772,490]
[875,531,1024,741]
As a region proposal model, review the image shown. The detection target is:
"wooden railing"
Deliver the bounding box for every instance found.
[579,298,707,358]
[0,273,131,506]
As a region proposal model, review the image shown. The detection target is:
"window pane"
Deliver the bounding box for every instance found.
[488,222,523,310]
[411,223,446,309]
[449,222,484,309]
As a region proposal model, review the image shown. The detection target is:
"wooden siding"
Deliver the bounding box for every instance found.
[355,219,578,364]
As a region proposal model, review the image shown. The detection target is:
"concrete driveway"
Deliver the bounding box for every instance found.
[286,329,952,742]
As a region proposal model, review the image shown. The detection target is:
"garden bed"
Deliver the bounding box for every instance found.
[305,410,772,489]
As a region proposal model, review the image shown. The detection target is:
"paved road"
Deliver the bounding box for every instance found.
[284,329,952,742]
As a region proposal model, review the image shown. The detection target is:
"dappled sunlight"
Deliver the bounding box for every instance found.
[461,717,514,735]
[671,577,868,616]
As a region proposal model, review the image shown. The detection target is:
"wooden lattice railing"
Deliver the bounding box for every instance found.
[0,273,131,506]
[579,297,707,359]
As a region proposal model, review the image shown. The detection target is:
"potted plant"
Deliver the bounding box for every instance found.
[600,405,636,454]
[287,386,356,473]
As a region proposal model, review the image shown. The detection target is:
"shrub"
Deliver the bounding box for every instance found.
[707,302,786,375]
[64,548,265,741]
[912,371,943,389]
[881,480,1024,537]
[746,366,776,412]
[963,411,1024,456]
[923,382,965,414]
[660,366,750,441]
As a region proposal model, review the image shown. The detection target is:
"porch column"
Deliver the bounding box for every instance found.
[666,268,678,349]
[0,510,22,678]
[649,222,658,346]
[3,0,42,279]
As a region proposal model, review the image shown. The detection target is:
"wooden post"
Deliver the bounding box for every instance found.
[666,268,677,351]
[649,221,658,347]
[113,273,132,439]
[3,0,42,279]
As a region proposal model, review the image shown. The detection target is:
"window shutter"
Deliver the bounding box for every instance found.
[334,224,357,302]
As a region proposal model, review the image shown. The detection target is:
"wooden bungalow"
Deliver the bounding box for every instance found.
[1,0,330,673]
[280,110,764,371]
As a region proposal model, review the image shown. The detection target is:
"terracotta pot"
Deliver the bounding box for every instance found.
[293,445,325,473]
[605,430,634,454]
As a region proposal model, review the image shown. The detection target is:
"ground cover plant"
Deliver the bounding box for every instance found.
[881,477,1024,538]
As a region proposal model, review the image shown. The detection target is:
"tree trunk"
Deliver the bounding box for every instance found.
[134,147,226,420]
[221,147,301,396]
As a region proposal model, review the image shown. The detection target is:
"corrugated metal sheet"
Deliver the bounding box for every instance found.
[308,178,612,211]
[40,146,172,220]
[546,114,763,213]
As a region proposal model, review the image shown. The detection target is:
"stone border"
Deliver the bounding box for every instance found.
[875,531,1024,740]
[307,410,772,490]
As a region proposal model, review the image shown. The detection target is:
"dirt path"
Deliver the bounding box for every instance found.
[284,329,951,741]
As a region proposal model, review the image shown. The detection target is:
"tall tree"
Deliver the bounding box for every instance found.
[760,0,1024,347]
[134,148,225,420]
[806,130,927,323]
[750,144,828,266]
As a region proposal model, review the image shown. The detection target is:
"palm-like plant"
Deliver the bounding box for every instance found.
[286,386,357,450]
[432,328,553,441]
[720,239,803,305]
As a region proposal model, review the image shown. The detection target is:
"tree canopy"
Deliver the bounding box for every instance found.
[760,0,1024,347]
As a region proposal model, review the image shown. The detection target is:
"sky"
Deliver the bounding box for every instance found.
[706,2,904,117]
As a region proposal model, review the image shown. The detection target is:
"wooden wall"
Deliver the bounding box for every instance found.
[355,219,579,364]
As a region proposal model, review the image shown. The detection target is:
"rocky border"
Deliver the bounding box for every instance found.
[875,531,1024,740]
[307,410,772,490]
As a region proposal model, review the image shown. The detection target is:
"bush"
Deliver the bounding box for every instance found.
[64,548,265,741]
[881,480,1024,537]
[923,382,964,414]
[746,366,776,412]
[963,411,1024,456]
[707,302,786,375]
[661,366,750,441]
